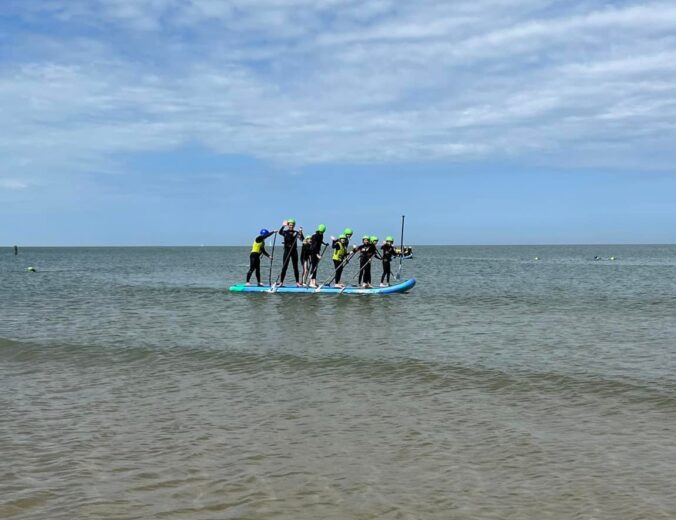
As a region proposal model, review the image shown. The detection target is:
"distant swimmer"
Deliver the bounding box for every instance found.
[14,245,18,255]
[26,266,36,272]
[593,256,602,261]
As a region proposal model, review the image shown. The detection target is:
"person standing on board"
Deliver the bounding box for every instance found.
[362,236,381,288]
[278,219,304,287]
[355,236,371,286]
[380,236,399,286]
[300,234,313,285]
[308,224,327,288]
[331,234,349,288]
[246,228,276,286]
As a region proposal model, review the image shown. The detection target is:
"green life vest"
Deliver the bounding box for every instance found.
[251,239,264,254]
[332,241,347,261]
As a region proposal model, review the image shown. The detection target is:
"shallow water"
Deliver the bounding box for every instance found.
[1,246,675,519]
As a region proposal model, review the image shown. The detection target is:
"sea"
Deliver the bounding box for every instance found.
[1,245,675,519]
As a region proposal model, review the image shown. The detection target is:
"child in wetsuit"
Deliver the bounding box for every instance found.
[380,236,400,286]
[355,236,381,288]
[300,234,312,285]
[246,228,275,285]
[278,218,304,286]
[308,224,327,288]
[355,236,370,286]
[331,234,349,287]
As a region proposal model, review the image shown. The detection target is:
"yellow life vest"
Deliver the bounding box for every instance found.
[251,239,264,254]
[332,241,347,261]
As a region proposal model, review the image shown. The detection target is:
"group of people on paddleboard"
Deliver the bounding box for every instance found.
[246,219,403,289]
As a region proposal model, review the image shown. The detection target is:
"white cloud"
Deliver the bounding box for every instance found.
[0,178,29,190]
[1,0,676,174]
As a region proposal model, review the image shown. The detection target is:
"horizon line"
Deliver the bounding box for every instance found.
[5,243,675,248]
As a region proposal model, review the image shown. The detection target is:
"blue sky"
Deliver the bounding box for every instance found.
[1,0,676,245]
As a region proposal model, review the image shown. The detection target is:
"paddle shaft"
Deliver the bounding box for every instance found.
[268,231,277,286]
[310,242,329,280]
[340,251,378,292]
[272,229,304,286]
[396,215,405,280]
[318,249,356,289]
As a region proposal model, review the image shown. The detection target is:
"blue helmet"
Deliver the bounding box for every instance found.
[260,228,269,236]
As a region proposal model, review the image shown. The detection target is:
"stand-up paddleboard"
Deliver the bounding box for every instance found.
[230,278,416,294]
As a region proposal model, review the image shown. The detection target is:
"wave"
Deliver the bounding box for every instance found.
[2,336,674,409]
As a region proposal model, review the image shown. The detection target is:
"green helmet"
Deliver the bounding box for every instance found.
[304,235,312,241]
[370,236,378,243]
[343,228,353,236]
[339,233,347,239]
[386,236,394,242]
[362,235,370,240]
[317,224,326,232]
[287,218,296,225]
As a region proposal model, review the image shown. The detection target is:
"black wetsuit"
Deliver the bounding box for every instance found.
[246,234,270,283]
[278,226,303,284]
[356,243,380,285]
[300,242,312,282]
[380,243,399,284]
[309,232,325,281]
[300,242,311,264]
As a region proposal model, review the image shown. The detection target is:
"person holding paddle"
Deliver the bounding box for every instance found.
[246,228,276,286]
[331,234,350,288]
[308,224,328,288]
[380,236,400,286]
[353,235,380,288]
[278,218,304,287]
[300,234,313,285]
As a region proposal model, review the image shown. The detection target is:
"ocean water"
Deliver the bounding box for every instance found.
[1,245,675,519]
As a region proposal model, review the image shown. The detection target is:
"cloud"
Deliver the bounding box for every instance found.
[0,178,29,190]
[1,0,676,175]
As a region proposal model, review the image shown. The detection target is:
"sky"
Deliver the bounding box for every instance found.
[1,0,676,245]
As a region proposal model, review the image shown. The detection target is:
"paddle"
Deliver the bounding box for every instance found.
[270,241,296,293]
[396,215,405,281]
[308,241,329,286]
[339,253,376,294]
[268,231,277,286]
[270,224,305,292]
[316,249,356,292]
